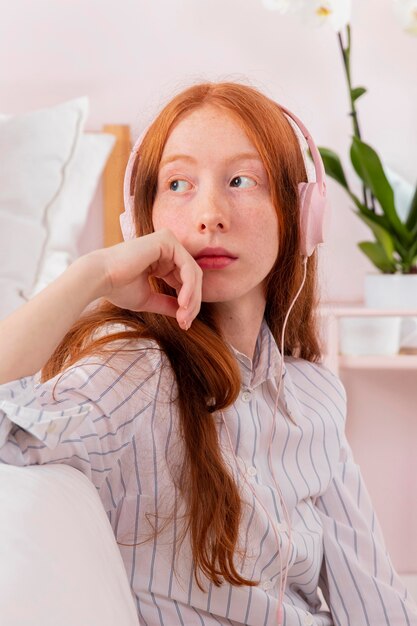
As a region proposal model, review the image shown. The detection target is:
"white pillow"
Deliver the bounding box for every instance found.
[0,464,138,626]
[0,97,88,319]
[28,132,115,296]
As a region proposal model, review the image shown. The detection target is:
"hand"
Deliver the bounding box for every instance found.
[95,229,203,330]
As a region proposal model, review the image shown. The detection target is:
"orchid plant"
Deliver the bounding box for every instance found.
[262,0,417,273]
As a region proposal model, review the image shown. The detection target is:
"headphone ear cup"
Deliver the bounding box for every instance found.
[120,209,136,241]
[298,182,330,257]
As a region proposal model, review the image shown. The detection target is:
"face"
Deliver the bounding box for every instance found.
[152,105,279,311]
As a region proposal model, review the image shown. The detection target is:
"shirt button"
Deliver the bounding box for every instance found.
[276,522,287,532]
[47,422,57,433]
[304,612,314,625]
[262,579,273,591]
[247,466,257,477]
[241,390,252,402]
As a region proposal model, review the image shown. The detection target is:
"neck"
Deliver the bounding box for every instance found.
[213,296,266,360]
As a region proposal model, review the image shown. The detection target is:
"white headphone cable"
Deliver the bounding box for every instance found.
[220,256,308,626]
[269,256,308,624]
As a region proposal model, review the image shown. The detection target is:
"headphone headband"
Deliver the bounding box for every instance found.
[120,102,330,256]
[278,105,326,194]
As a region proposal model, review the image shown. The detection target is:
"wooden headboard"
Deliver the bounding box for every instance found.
[101,124,132,248]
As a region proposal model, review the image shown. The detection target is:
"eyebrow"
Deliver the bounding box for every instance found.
[159,152,263,169]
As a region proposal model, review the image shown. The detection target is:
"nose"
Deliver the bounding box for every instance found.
[195,190,229,233]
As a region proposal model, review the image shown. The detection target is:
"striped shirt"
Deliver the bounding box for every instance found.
[0,320,416,625]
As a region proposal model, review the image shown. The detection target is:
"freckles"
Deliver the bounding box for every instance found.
[153,209,190,246]
[152,201,176,230]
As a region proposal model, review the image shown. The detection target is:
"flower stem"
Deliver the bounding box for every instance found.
[337,27,362,138]
[337,25,376,212]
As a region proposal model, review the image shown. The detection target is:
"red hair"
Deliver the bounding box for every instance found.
[42,82,321,590]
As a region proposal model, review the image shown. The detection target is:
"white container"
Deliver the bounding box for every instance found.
[364,273,417,353]
[339,316,401,356]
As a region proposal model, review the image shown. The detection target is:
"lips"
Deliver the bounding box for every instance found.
[194,247,238,270]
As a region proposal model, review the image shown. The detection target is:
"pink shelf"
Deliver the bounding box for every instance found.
[320,305,417,318]
[319,303,417,374]
[339,354,417,370]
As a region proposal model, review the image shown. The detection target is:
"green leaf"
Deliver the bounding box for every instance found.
[350,136,409,240]
[403,237,417,270]
[391,235,408,260]
[358,241,397,273]
[348,192,365,211]
[351,87,367,102]
[358,214,395,260]
[353,201,409,262]
[317,147,350,190]
[409,237,417,259]
[406,182,417,233]
[355,201,392,231]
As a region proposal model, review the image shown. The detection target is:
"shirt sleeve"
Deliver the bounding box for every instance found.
[315,427,417,625]
[0,341,162,501]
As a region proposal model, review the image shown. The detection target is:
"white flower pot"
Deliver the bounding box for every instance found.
[364,273,417,353]
[339,316,401,356]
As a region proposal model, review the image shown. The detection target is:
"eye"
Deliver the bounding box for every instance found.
[169,179,191,192]
[230,175,256,189]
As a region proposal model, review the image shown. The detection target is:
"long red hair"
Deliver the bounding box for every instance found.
[42,82,321,590]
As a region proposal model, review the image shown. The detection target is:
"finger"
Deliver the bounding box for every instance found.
[152,232,203,328]
[141,293,179,318]
[174,263,193,308]
[149,265,198,329]
[176,263,202,324]
[158,273,182,292]
[142,292,190,332]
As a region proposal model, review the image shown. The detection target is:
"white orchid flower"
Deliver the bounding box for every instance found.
[301,0,352,32]
[384,165,415,221]
[261,0,306,13]
[392,0,417,35]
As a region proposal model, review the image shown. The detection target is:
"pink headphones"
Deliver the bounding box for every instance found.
[120,103,330,257]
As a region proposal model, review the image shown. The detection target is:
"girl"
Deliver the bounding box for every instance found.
[0,82,415,626]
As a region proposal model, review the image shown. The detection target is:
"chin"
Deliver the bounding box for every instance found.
[201,291,231,304]
[201,287,237,304]
[201,281,256,304]
[200,270,268,308]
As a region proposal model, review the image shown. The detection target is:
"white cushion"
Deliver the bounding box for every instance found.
[28,132,115,296]
[0,463,138,626]
[0,97,88,319]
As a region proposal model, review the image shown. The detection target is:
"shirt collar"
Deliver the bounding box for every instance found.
[228,320,300,425]
[228,319,286,390]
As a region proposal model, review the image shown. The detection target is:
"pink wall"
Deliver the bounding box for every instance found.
[341,368,417,574]
[1,0,416,574]
[1,0,416,303]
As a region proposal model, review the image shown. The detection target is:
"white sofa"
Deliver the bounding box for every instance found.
[0,464,138,626]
